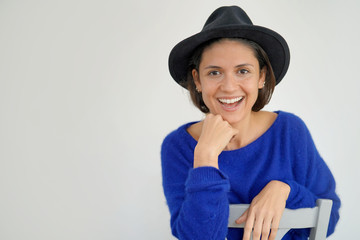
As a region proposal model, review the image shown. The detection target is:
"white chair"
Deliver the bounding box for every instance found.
[228,199,333,240]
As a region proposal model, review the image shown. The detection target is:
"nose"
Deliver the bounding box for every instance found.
[221,74,238,92]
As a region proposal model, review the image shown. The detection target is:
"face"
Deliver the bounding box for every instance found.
[192,39,266,124]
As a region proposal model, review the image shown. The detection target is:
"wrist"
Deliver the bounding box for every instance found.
[194,145,219,168]
[271,180,291,200]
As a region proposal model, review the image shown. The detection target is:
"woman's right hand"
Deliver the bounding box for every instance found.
[194,114,238,169]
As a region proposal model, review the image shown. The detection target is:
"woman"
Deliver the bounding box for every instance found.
[161,6,340,240]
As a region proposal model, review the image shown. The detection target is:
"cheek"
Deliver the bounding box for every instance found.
[199,80,217,94]
[242,80,259,93]
[199,86,217,108]
[200,91,213,104]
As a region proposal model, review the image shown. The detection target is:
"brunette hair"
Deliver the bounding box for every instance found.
[183,38,276,113]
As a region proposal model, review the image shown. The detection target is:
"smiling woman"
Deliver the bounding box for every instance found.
[187,38,276,114]
[161,5,340,240]
[193,39,267,125]
[189,39,277,150]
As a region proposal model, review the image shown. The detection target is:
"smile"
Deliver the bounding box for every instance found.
[217,96,244,111]
[218,97,243,104]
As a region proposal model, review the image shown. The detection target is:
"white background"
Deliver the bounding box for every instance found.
[0,0,359,239]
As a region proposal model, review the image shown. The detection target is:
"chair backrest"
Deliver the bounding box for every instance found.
[228,199,332,240]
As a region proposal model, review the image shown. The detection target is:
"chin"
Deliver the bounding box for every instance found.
[223,117,242,125]
[217,112,244,125]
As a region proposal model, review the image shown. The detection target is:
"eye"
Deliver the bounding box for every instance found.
[238,69,249,74]
[209,70,221,76]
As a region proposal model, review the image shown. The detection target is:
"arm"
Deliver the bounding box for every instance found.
[235,180,290,240]
[161,114,238,239]
[282,116,340,237]
[283,155,340,236]
[161,139,230,239]
[236,114,340,239]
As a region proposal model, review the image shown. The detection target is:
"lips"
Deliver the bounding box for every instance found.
[218,96,243,104]
[217,96,243,110]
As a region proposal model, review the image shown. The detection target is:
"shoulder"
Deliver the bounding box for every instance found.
[186,121,203,141]
[276,111,308,131]
[269,111,314,148]
[277,110,304,122]
[274,111,318,152]
[161,122,197,152]
[161,122,197,170]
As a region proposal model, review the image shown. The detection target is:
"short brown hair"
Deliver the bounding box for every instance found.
[183,38,276,113]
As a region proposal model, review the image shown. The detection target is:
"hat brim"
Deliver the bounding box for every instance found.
[169,25,290,87]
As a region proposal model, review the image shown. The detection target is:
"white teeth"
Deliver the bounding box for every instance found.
[218,97,243,104]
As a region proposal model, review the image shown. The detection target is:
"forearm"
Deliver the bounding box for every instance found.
[168,167,230,240]
[283,179,340,236]
[283,180,317,209]
[193,145,219,169]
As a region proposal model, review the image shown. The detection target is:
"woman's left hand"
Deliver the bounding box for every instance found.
[235,180,291,240]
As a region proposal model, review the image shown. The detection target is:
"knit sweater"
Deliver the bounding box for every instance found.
[161,111,340,240]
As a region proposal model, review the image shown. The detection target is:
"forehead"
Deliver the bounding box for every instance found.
[200,39,258,67]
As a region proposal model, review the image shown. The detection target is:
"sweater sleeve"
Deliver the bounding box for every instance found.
[161,131,230,240]
[281,115,341,237]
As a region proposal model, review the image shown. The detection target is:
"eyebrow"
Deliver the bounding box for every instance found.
[204,64,254,69]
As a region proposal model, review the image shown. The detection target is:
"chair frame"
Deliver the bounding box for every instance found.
[228,199,333,240]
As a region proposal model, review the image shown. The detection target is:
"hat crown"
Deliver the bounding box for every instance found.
[203,6,253,31]
[168,5,290,87]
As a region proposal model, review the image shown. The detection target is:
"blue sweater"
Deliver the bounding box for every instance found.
[161,111,340,240]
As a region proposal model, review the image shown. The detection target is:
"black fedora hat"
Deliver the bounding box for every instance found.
[168,6,290,87]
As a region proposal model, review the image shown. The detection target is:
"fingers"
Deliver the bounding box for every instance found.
[268,216,281,240]
[246,212,268,240]
[241,209,280,240]
[260,216,272,240]
[199,113,237,151]
[269,228,278,240]
[205,113,239,138]
[235,209,248,224]
[239,180,288,240]
[252,217,264,240]
[194,113,238,168]
[242,211,254,240]
[242,218,275,240]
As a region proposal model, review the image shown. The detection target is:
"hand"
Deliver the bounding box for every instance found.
[194,114,238,168]
[235,180,291,240]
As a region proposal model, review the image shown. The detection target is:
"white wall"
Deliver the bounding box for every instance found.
[0,0,358,239]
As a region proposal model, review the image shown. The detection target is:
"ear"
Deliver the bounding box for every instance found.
[258,67,267,89]
[192,69,202,92]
